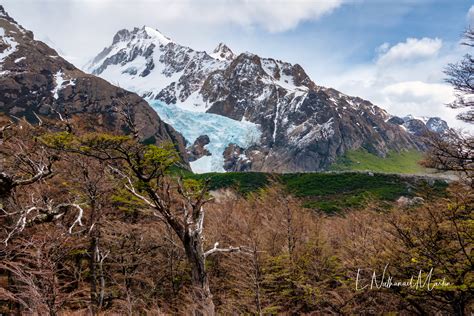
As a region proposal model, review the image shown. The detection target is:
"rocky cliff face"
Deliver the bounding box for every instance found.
[87,26,435,172]
[0,7,188,163]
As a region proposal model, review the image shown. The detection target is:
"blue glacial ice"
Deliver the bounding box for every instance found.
[149,100,261,173]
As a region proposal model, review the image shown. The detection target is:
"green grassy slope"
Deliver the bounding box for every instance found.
[188,172,270,195]
[330,149,428,174]
[185,171,447,214]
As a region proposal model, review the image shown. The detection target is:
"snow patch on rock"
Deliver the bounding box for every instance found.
[0,32,18,64]
[52,70,75,99]
[287,117,335,148]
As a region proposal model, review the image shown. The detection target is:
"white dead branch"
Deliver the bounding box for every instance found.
[4,201,85,245]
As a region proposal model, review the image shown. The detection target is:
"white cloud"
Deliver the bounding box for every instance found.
[322,37,472,130]
[220,0,345,32]
[30,0,345,33]
[151,0,346,32]
[1,0,346,66]
[381,81,457,123]
[468,5,474,26]
[377,37,442,64]
[382,81,453,103]
[376,42,390,54]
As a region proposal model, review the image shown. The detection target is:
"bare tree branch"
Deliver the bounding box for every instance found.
[4,201,85,245]
[204,242,250,258]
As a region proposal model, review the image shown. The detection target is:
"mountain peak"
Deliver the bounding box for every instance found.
[0,5,9,18]
[388,114,449,135]
[141,26,173,44]
[213,42,232,53]
[111,26,173,46]
[0,5,19,26]
[112,29,131,44]
[210,42,235,61]
[0,5,33,39]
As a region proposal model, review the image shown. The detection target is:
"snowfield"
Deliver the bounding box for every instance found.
[150,100,261,173]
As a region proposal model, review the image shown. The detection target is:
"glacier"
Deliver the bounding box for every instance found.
[149,100,261,173]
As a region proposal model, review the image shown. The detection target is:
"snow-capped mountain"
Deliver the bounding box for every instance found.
[387,115,449,136]
[0,7,188,163]
[86,26,229,112]
[87,26,428,172]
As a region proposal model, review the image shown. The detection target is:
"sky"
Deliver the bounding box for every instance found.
[2,0,473,129]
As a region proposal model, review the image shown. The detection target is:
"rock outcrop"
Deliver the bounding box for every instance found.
[187,135,211,162]
[388,115,449,136]
[223,143,252,172]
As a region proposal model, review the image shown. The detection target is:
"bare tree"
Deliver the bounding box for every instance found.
[445,28,474,123]
[3,198,84,245]
[0,122,55,198]
[111,158,246,315]
[423,130,474,185]
[1,233,84,315]
[0,122,68,244]
[41,130,248,315]
[422,28,474,185]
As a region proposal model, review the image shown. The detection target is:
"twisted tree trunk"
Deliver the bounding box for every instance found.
[183,231,215,316]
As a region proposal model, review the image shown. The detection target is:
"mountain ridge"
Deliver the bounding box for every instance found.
[87,26,444,172]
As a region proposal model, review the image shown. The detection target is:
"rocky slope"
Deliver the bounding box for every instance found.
[87,26,438,172]
[0,7,188,163]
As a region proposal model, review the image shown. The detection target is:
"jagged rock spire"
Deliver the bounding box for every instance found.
[211,42,235,61]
